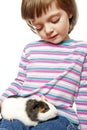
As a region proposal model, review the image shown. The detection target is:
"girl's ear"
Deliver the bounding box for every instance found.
[68,13,73,19]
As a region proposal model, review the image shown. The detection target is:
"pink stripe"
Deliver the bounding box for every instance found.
[81,77,87,80]
[25,79,49,83]
[60,78,78,86]
[22,59,28,62]
[69,70,80,76]
[28,60,60,63]
[79,94,87,96]
[19,66,26,70]
[75,61,82,67]
[76,102,87,105]
[12,83,21,90]
[78,112,87,114]
[28,60,81,68]
[18,74,26,78]
[27,51,69,56]
[72,51,85,57]
[58,109,77,116]
[25,43,74,48]
[22,88,33,91]
[45,95,71,104]
[29,60,74,64]
[27,70,64,73]
[8,90,17,95]
[41,86,73,95]
[62,79,77,86]
[80,122,87,125]
[54,87,73,95]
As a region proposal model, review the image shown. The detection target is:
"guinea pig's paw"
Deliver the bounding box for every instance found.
[7,117,14,121]
[33,122,38,126]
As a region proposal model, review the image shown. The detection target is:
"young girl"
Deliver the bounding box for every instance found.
[0,0,87,130]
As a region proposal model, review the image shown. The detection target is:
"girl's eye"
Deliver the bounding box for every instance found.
[51,17,60,24]
[34,25,43,31]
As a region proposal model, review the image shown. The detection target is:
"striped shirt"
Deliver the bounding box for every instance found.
[1,39,87,130]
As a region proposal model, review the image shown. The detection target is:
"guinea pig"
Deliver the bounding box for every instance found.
[0,95,58,126]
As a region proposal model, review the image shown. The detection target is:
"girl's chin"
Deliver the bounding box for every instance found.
[45,39,63,44]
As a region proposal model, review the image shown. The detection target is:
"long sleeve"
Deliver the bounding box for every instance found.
[75,55,87,130]
[0,47,28,101]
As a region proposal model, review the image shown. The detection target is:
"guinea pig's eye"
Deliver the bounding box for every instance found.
[40,105,49,113]
[38,101,50,113]
[44,106,49,112]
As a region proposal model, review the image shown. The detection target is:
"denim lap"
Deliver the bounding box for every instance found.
[0,116,78,130]
[31,116,78,130]
[67,122,78,130]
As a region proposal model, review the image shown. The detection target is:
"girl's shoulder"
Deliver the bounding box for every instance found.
[23,39,87,52]
[71,40,87,54]
[24,40,46,50]
[72,40,87,46]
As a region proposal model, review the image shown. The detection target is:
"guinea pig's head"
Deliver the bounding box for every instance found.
[37,99,58,121]
[26,98,58,122]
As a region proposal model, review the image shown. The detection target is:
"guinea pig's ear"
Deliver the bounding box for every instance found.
[27,99,39,111]
[41,96,47,101]
[32,102,39,110]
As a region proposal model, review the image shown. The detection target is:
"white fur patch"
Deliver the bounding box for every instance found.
[1,97,38,126]
[1,97,58,126]
[38,100,58,121]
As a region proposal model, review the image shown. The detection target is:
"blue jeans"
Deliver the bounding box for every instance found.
[0,116,78,130]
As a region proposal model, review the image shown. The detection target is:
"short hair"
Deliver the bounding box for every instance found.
[21,0,78,33]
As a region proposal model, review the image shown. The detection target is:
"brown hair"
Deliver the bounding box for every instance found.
[21,0,78,33]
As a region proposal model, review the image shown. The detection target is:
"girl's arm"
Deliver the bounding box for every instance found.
[75,55,87,130]
[0,100,2,107]
[0,47,28,101]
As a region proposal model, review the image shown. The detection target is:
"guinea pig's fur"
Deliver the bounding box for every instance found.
[1,96,58,126]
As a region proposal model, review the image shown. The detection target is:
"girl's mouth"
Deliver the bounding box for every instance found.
[47,34,58,40]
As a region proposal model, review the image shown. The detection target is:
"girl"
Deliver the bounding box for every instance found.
[0,0,87,130]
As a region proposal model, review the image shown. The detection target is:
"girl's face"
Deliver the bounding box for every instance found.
[31,2,72,44]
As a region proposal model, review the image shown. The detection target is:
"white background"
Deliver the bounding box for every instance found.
[0,0,87,95]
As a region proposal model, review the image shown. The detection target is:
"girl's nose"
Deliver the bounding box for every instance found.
[44,24,53,35]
